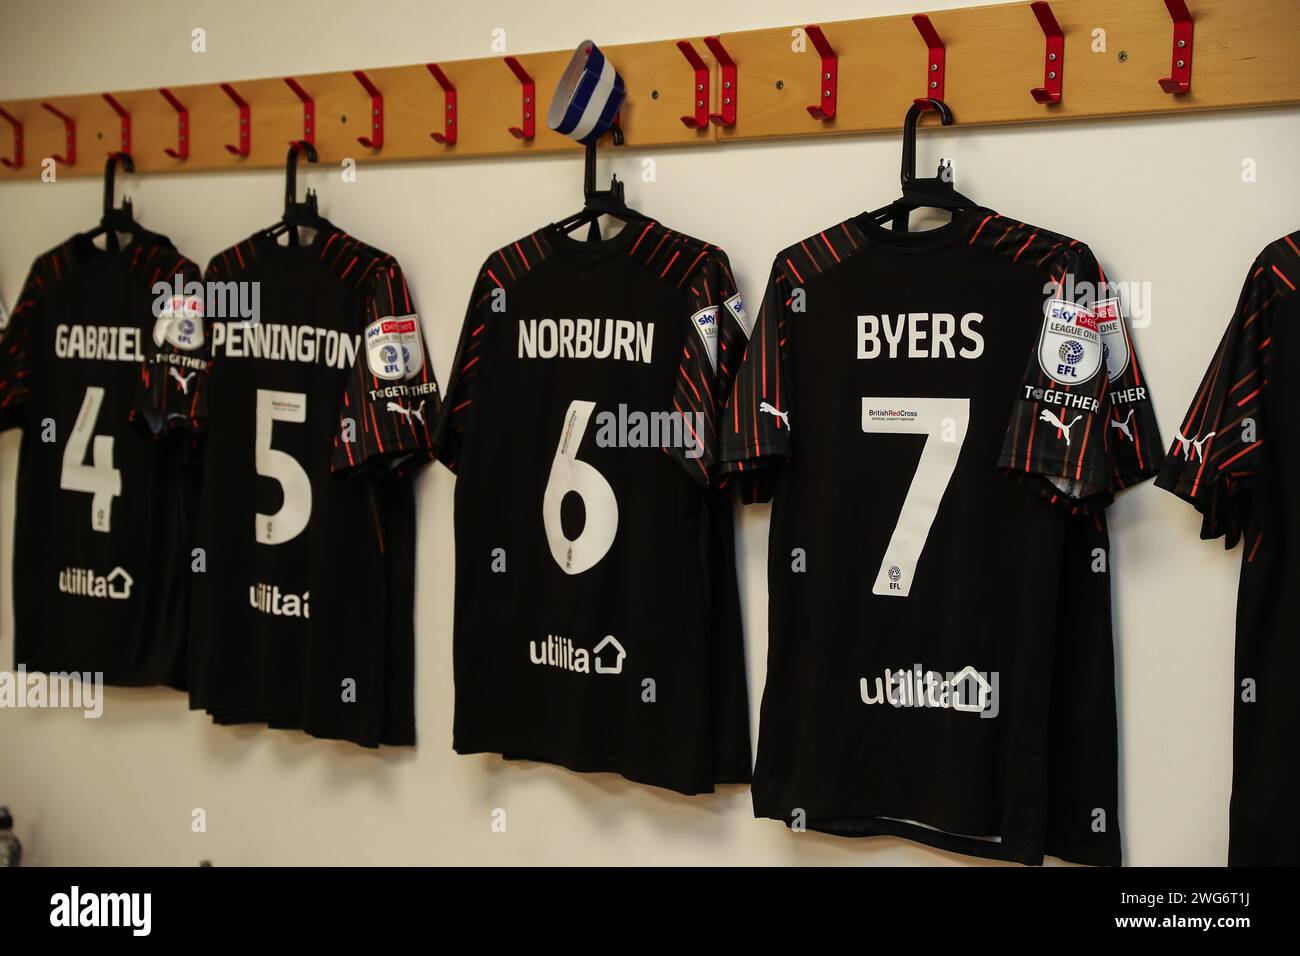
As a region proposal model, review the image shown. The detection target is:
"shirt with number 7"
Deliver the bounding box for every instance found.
[717,208,1163,865]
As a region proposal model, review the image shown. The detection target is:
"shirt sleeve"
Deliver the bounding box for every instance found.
[133,259,209,437]
[715,257,793,503]
[667,249,748,484]
[431,260,496,475]
[331,258,440,477]
[1094,283,1164,491]
[998,245,1161,509]
[0,258,49,432]
[1155,252,1281,547]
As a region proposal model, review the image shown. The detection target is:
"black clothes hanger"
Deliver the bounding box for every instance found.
[868,99,979,233]
[267,140,329,245]
[83,152,164,253]
[554,124,646,241]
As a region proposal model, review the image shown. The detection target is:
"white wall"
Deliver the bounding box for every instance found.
[0,0,1295,866]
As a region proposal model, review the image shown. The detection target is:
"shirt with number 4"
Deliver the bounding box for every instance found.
[0,232,199,688]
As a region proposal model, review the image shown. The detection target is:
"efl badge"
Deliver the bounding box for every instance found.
[1094,297,1130,382]
[724,292,752,338]
[153,295,205,351]
[690,305,720,369]
[1038,298,1101,384]
[366,314,423,381]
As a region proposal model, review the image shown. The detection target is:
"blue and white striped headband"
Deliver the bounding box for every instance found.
[547,41,626,145]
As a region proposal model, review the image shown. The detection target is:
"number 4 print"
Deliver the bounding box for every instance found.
[543,400,618,575]
[860,397,969,597]
[60,386,122,533]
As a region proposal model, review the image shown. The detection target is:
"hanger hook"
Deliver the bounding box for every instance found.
[103,151,134,217]
[285,139,317,208]
[901,98,953,186]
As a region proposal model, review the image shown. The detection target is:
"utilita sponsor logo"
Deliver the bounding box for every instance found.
[49,885,151,936]
[860,663,999,718]
[59,566,133,600]
[529,634,626,675]
[249,583,310,618]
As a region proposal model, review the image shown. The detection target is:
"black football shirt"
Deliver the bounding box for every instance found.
[139,227,439,747]
[719,209,1162,864]
[1156,230,1300,866]
[434,220,752,795]
[0,232,199,687]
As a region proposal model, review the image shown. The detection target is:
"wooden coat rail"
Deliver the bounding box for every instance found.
[0,0,1296,180]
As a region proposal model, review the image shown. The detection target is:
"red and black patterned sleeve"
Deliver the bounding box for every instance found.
[0,251,57,431]
[665,248,748,483]
[1093,273,1164,492]
[998,244,1127,508]
[133,251,207,437]
[331,258,440,477]
[1155,234,1297,546]
[715,256,793,502]
[432,258,499,475]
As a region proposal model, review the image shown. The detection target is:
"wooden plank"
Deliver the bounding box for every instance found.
[0,36,718,179]
[0,1,1297,181]
[717,0,1300,144]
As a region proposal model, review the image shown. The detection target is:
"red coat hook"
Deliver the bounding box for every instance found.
[804,26,837,121]
[912,15,946,107]
[676,41,709,130]
[40,102,76,165]
[101,93,131,156]
[220,83,250,156]
[284,78,315,146]
[1158,0,1194,94]
[0,107,24,169]
[704,36,737,128]
[504,57,535,140]
[158,89,188,160]
[427,64,457,145]
[352,71,383,148]
[1029,2,1064,104]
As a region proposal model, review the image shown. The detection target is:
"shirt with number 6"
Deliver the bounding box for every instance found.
[434,220,753,795]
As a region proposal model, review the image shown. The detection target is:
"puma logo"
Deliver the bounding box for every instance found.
[759,401,790,430]
[1111,409,1135,441]
[1175,429,1216,461]
[387,399,426,426]
[1039,408,1083,446]
[169,368,196,395]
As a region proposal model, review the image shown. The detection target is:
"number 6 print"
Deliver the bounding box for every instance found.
[542,400,618,575]
[861,397,969,597]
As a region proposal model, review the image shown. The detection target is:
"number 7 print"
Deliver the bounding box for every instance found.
[860,397,970,597]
